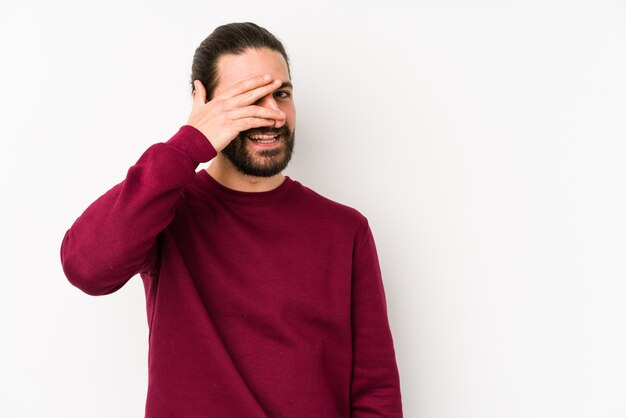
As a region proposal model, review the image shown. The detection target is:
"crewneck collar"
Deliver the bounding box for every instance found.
[197,170,295,204]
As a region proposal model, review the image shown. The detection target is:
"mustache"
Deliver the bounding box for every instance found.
[240,125,291,137]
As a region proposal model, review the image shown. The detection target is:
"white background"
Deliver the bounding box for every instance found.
[1,0,625,417]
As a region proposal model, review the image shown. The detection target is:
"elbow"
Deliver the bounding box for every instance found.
[61,259,121,296]
[60,235,127,296]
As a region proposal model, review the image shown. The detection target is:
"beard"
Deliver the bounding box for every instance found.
[220,124,295,178]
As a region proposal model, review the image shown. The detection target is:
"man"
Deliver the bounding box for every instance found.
[60,22,402,417]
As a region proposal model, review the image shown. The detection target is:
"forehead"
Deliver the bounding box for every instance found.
[215,47,290,95]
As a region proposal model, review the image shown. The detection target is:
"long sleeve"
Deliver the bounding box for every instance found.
[350,219,403,417]
[60,125,216,296]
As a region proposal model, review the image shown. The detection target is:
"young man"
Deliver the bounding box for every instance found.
[60,22,403,417]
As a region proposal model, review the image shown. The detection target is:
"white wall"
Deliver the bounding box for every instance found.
[1,0,625,417]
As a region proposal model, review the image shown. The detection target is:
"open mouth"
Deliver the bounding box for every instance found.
[246,132,281,145]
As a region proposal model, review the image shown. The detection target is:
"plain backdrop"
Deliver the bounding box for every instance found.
[1,0,625,417]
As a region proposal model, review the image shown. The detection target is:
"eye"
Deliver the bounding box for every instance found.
[274,90,291,99]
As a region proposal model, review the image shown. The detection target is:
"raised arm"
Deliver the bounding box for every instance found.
[60,74,287,296]
[60,126,215,295]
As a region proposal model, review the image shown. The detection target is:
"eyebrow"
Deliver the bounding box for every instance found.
[279,81,293,90]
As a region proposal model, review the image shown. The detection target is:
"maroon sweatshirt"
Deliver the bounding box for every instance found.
[60,125,402,417]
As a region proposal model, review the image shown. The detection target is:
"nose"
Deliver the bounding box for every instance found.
[256,94,285,128]
[256,93,279,110]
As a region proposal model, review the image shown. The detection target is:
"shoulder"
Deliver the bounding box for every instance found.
[289,178,369,233]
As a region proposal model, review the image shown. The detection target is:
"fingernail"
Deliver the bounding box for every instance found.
[263,74,271,80]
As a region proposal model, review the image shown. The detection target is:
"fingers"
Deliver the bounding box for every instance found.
[192,80,207,106]
[230,79,282,108]
[213,75,283,110]
[234,117,277,133]
[228,105,286,134]
[194,75,283,110]
[216,74,274,101]
[228,105,285,123]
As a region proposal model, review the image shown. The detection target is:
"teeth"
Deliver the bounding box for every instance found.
[248,134,279,143]
[249,134,278,140]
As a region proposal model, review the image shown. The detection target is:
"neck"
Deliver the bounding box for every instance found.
[205,154,285,192]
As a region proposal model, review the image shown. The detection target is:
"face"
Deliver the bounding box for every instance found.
[214,47,296,177]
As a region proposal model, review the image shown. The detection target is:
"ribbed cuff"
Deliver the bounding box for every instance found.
[165,125,218,165]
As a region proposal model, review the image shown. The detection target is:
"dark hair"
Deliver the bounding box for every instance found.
[190,22,290,101]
